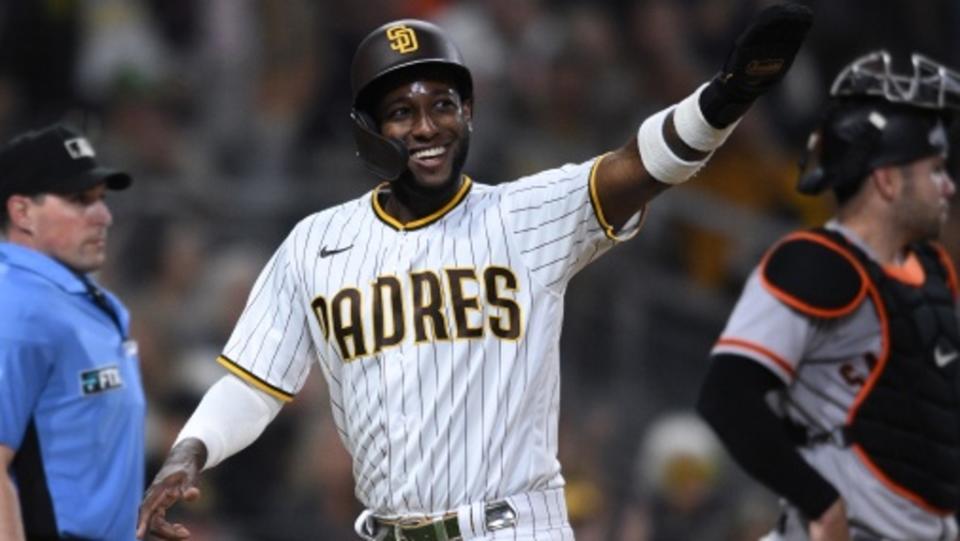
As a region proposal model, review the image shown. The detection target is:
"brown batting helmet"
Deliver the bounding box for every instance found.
[351,19,472,113]
[350,19,473,180]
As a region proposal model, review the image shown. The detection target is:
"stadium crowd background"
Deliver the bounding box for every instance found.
[1,1,958,539]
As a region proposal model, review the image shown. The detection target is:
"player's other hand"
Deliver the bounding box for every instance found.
[808,498,851,541]
[136,438,207,540]
[700,2,813,127]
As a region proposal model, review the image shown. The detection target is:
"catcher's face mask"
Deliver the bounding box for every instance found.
[798,51,960,196]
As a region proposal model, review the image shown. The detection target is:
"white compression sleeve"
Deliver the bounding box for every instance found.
[174,374,284,470]
[637,83,742,185]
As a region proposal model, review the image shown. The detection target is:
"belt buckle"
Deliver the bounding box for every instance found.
[391,515,457,541]
[484,501,517,531]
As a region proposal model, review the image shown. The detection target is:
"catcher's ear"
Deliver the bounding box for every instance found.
[870,167,900,201]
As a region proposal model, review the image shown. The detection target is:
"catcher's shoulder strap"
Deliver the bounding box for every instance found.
[760,229,869,318]
[927,241,960,299]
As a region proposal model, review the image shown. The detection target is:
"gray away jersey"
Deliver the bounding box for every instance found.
[219,156,642,517]
[713,223,958,540]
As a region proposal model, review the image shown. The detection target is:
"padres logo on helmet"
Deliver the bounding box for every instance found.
[386,24,418,54]
[350,19,472,111]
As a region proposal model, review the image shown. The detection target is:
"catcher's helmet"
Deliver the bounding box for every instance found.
[350,19,473,180]
[798,50,959,197]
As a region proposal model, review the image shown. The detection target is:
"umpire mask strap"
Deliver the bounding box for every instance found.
[351,109,409,181]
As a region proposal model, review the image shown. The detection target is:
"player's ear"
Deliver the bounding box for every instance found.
[870,166,900,201]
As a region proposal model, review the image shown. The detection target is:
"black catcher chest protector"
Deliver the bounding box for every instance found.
[762,228,960,513]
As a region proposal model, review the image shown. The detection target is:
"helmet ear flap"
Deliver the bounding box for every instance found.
[797,107,887,196]
[351,110,409,181]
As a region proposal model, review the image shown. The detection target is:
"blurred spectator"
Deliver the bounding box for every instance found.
[0,1,83,135]
[619,412,739,540]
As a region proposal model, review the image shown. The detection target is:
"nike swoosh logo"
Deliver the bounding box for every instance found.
[320,245,353,258]
[934,345,958,368]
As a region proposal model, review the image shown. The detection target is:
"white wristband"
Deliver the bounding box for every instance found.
[174,374,283,470]
[637,84,744,185]
[637,107,706,185]
[673,83,740,152]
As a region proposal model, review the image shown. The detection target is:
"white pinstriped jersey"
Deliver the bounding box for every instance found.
[713,222,959,540]
[219,156,641,518]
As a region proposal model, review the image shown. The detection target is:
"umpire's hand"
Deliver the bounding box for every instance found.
[136,438,207,540]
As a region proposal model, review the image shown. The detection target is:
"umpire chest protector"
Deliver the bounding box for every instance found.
[761,227,960,514]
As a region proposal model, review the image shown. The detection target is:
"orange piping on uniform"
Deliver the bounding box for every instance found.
[758,231,869,319]
[758,230,950,512]
[851,445,954,516]
[846,284,888,423]
[828,237,954,514]
[838,268,941,512]
[715,337,796,379]
[931,242,959,298]
[881,253,924,286]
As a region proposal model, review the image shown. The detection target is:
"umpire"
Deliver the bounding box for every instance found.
[0,125,143,540]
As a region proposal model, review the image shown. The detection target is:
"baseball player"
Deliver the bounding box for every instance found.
[138,5,811,540]
[697,50,960,541]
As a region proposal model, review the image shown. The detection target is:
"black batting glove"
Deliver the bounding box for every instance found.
[700,2,813,128]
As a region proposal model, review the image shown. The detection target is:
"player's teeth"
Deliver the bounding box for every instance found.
[413,147,444,159]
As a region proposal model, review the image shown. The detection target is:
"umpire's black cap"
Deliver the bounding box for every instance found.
[0,124,132,203]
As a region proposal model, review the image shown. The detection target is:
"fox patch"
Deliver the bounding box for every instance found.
[80,365,123,395]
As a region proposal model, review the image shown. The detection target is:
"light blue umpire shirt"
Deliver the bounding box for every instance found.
[0,242,144,540]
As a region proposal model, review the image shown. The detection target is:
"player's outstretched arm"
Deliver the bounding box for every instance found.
[137,374,284,539]
[594,2,813,229]
[136,438,206,540]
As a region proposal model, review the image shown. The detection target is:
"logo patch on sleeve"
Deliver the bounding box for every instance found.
[80,365,124,395]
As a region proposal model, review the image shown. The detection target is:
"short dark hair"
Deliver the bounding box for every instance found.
[0,193,46,234]
[832,177,865,207]
[0,200,9,232]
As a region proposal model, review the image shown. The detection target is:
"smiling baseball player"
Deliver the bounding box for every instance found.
[138,5,812,540]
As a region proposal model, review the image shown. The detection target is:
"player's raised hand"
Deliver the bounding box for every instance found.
[700,2,814,127]
[136,439,207,540]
